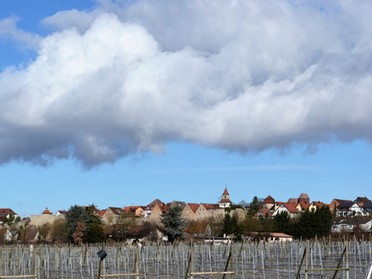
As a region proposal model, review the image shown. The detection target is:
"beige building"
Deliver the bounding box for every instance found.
[30,208,64,227]
[101,207,124,225]
[182,203,200,220]
[148,202,168,224]
[182,203,222,221]
[123,206,146,218]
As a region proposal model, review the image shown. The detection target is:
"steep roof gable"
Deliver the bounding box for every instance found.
[283,203,298,213]
[147,199,164,208]
[187,203,200,213]
[108,207,124,215]
[263,195,275,204]
[298,201,310,210]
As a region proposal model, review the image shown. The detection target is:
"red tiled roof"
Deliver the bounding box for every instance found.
[223,187,230,196]
[187,203,200,213]
[42,208,52,215]
[263,195,275,204]
[283,203,298,213]
[298,201,310,210]
[219,198,232,203]
[202,203,218,210]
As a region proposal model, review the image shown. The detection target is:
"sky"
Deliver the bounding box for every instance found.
[0,0,371,218]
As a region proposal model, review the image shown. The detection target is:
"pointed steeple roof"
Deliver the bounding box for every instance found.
[223,187,229,196]
[42,207,52,215]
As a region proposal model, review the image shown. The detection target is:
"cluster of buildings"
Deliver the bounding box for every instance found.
[253,194,372,234]
[1,188,372,242]
[28,187,240,227]
[255,194,372,219]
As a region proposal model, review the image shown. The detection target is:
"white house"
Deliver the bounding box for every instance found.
[349,203,366,216]
[272,203,298,218]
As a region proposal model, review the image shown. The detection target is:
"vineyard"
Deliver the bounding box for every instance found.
[0,239,371,279]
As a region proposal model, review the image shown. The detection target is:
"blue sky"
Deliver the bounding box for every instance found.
[1,0,371,217]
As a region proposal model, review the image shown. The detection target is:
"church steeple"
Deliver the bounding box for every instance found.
[42,207,52,215]
[219,187,232,208]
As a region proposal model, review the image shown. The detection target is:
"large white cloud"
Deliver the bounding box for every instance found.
[1,0,372,166]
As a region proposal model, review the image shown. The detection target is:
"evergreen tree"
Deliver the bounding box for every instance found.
[316,206,333,236]
[161,205,186,243]
[66,205,88,243]
[222,213,243,240]
[65,204,104,243]
[260,215,275,232]
[84,222,104,243]
[273,211,291,234]
[242,214,262,232]
[222,213,234,235]
[247,196,261,216]
[292,206,333,239]
[84,205,105,243]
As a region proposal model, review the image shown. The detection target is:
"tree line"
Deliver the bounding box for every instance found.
[210,204,332,242]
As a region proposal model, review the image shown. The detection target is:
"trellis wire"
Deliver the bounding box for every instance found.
[0,240,371,279]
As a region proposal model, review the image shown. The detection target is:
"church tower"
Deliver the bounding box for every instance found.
[219,187,232,208]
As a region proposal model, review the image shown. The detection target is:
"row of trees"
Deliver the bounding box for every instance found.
[241,206,332,240]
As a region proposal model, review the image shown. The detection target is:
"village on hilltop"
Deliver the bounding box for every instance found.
[1,187,372,243]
